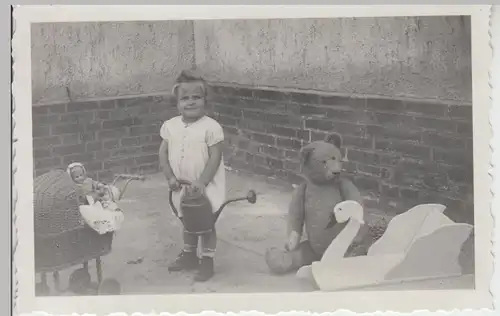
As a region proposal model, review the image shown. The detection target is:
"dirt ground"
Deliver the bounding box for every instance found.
[48,169,473,295]
[52,169,314,294]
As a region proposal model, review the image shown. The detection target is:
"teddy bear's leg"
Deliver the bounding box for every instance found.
[265,240,320,275]
[297,240,320,265]
[265,247,294,275]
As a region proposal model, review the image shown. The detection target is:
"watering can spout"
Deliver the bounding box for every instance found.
[213,189,258,222]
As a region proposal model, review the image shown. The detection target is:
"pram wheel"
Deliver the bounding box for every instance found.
[35,282,50,296]
[97,278,121,295]
[35,273,50,296]
[68,267,92,295]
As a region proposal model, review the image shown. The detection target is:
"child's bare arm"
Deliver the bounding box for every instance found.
[198,142,223,186]
[159,140,176,181]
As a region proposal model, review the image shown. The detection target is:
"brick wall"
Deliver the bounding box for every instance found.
[32,95,178,182]
[32,84,474,224]
[209,84,474,224]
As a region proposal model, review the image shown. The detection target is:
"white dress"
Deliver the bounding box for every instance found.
[160,115,226,217]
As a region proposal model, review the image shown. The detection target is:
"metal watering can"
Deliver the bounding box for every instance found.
[168,179,257,234]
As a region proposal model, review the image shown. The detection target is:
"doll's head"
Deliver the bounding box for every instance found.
[172,69,208,122]
[300,133,344,184]
[67,162,88,185]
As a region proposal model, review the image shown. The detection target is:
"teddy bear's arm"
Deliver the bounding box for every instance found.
[287,182,307,240]
[339,177,363,205]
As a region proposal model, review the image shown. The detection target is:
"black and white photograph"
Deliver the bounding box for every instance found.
[12,5,493,315]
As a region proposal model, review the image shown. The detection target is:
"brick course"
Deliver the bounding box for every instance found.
[32,84,474,224]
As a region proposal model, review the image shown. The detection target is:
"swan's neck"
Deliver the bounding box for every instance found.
[321,219,361,264]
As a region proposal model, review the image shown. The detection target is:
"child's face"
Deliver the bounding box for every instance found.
[71,167,87,184]
[176,81,206,121]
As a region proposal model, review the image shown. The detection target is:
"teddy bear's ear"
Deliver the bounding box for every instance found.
[300,143,316,165]
[324,132,343,149]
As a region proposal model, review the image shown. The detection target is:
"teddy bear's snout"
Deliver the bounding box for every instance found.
[324,161,342,179]
[324,170,341,181]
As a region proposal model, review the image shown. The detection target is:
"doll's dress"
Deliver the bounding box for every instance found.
[77,182,124,235]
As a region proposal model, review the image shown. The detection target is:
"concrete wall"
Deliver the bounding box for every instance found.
[32,16,472,104]
[31,21,195,104]
[194,16,472,102]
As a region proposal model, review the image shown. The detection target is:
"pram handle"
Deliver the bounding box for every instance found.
[111,174,147,200]
[167,179,257,223]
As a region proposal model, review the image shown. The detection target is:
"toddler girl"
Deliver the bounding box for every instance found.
[159,69,226,282]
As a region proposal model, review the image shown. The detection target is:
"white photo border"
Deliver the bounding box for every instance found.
[12,5,494,315]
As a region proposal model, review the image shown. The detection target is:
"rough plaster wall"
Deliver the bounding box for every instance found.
[194,16,472,102]
[31,21,195,104]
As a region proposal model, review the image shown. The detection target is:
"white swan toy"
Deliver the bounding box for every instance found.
[297,202,473,291]
[296,200,364,284]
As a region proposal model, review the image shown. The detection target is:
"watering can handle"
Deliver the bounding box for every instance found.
[176,179,192,186]
[167,179,192,219]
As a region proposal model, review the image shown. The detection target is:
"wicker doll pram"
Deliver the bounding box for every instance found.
[34,169,142,295]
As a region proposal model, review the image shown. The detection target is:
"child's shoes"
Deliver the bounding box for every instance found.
[168,252,215,282]
[194,256,214,282]
[168,251,199,272]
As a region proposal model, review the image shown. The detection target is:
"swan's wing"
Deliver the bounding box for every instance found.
[385,223,473,280]
[368,204,447,256]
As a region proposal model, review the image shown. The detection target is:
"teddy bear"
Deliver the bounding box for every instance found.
[265,132,370,274]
